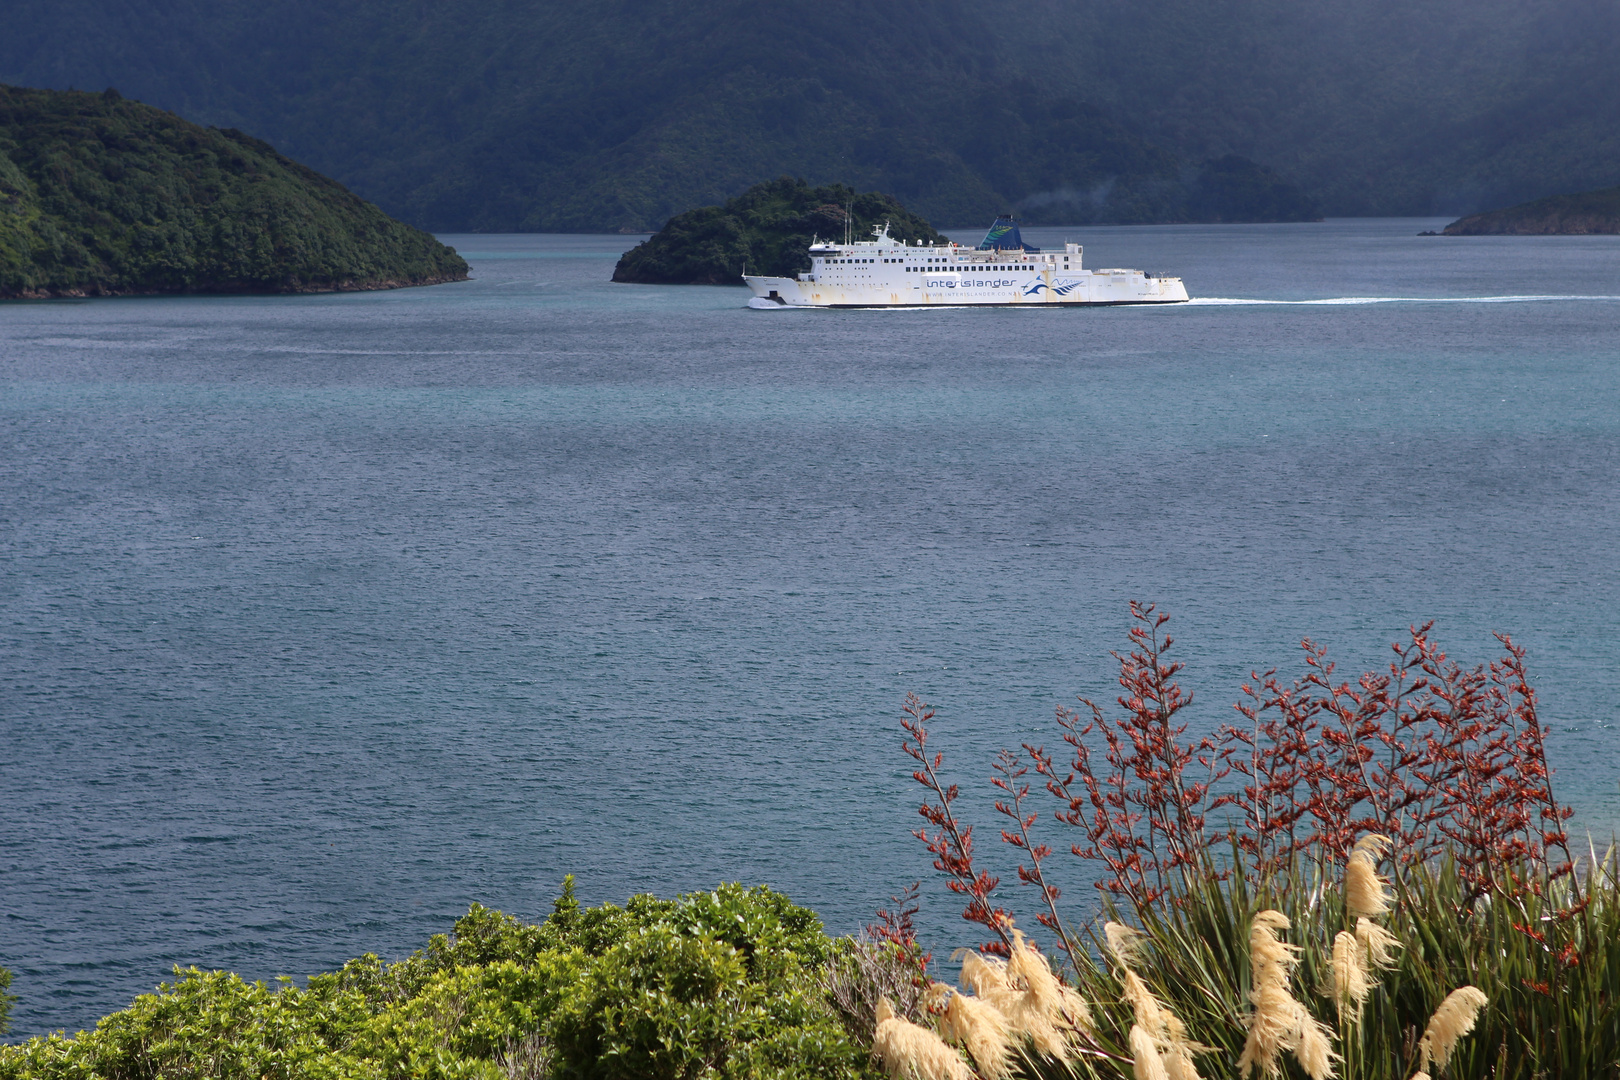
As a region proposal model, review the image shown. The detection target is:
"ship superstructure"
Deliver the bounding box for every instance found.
[743,216,1188,308]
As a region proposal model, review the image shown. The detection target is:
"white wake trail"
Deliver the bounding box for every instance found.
[1186,294,1620,306]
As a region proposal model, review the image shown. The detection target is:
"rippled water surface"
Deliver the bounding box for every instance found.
[4,220,1620,1036]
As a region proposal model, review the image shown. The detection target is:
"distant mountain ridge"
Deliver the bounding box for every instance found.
[1,0,1615,231]
[0,85,467,298]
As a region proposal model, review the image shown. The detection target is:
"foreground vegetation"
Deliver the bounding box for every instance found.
[0,882,880,1080]
[4,606,1615,1078]
[0,85,467,298]
[878,605,1620,1079]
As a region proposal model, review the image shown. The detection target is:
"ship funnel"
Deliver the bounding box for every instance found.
[977,215,1039,252]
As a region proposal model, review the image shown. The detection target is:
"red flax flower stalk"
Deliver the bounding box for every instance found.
[1490,634,1574,881]
[867,881,932,989]
[992,747,1080,965]
[1219,662,1330,880]
[868,880,926,951]
[1219,623,1576,901]
[1026,602,1224,909]
[1308,630,1439,864]
[899,605,1579,989]
[901,693,1016,953]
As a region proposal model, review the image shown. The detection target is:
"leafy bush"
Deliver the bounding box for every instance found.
[0,881,878,1080]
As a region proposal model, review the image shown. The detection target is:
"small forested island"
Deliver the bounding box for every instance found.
[612,178,944,285]
[1440,185,1620,235]
[0,85,468,299]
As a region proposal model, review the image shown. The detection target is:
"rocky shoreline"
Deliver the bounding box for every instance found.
[2,270,471,300]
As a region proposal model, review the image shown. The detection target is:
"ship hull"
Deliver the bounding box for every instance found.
[742,222,1189,308]
[743,268,1188,308]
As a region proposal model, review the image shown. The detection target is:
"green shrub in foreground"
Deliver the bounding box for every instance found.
[0,881,878,1080]
[0,967,13,1036]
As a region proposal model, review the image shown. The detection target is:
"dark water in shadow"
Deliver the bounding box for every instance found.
[3,220,1619,1036]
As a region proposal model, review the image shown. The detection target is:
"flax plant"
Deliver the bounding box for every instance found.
[889,604,1620,1080]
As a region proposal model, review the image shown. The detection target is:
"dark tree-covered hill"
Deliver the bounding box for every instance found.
[0,85,467,298]
[1441,185,1620,234]
[611,178,946,285]
[1,0,1613,230]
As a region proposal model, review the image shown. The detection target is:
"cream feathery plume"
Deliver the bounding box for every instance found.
[1417,986,1488,1073]
[1238,911,1337,1080]
[1331,932,1371,1020]
[873,998,976,1080]
[1345,834,1394,918]
[1105,920,1146,966]
[1006,929,1094,1033]
[1354,917,1402,970]
[1239,911,1297,1079]
[1237,982,1298,1080]
[1107,922,1203,1079]
[1122,970,1190,1045]
[1249,910,1301,990]
[997,992,1071,1061]
[1122,971,1168,1036]
[958,943,1071,1061]
[956,949,1010,999]
[930,984,1014,1080]
[1120,970,1204,1079]
[1131,1025,1171,1080]
[1408,1073,1432,1080]
[1163,1043,1202,1080]
[1292,1006,1340,1080]
[1057,983,1096,1034]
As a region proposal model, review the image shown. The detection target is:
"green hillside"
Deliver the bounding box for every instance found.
[1441,185,1620,234]
[1,0,1614,230]
[0,85,466,298]
[611,178,946,285]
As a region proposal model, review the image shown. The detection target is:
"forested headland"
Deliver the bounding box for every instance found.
[1441,185,1620,235]
[0,85,467,298]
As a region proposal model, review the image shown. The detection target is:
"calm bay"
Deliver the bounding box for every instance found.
[3,220,1619,1036]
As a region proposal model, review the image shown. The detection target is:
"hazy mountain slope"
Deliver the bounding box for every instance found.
[0,0,1165,229]
[1,0,1611,226]
[1006,0,1620,215]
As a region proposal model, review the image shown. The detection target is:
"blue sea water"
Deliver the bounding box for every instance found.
[3,219,1620,1038]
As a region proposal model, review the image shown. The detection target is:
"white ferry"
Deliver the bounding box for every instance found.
[744,216,1188,308]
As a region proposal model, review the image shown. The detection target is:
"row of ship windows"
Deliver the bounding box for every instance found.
[822,258,1070,267]
[823,264,1067,272]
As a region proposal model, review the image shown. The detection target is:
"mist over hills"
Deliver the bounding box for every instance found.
[2,0,1614,232]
